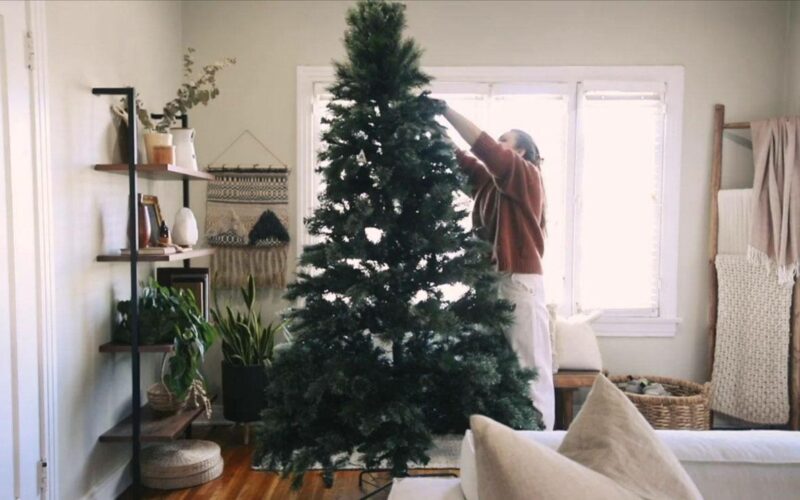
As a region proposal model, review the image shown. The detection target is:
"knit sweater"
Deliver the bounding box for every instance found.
[455,132,546,275]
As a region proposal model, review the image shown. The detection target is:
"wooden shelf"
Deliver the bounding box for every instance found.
[99,397,214,443]
[96,248,215,262]
[554,370,603,389]
[94,163,216,181]
[99,342,174,353]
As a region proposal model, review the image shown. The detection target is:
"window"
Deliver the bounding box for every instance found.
[297,67,684,336]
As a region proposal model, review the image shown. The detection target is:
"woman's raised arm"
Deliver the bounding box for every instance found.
[442,105,482,146]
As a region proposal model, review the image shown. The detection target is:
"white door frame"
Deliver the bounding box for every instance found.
[28,2,57,499]
[0,1,56,498]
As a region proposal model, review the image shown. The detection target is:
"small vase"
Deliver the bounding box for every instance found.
[171,128,198,171]
[143,132,173,164]
[173,208,199,247]
[128,194,151,248]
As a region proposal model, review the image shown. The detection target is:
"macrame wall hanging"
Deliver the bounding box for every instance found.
[205,130,290,289]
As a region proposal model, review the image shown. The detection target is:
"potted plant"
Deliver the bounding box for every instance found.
[115,279,217,414]
[211,275,287,423]
[118,48,236,165]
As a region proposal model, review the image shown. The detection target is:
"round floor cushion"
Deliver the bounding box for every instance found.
[141,440,223,490]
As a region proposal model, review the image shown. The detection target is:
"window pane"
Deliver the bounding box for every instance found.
[577,92,664,312]
[489,94,569,306]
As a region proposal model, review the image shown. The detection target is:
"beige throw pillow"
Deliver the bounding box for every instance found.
[555,311,603,371]
[471,415,639,500]
[559,375,703,499]
[470,376,702,500]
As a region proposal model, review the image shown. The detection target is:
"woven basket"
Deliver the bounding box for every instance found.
[610,375,710,430]
[147,382,188,414]
[147,353,188,414]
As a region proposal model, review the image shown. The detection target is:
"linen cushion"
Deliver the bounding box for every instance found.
[554,311,603,371]
[558,375,702,499]
[470,414,639,500]
[469,376,702,500]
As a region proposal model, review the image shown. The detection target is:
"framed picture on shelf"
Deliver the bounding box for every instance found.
[140,194,164,246]
[156,267,210,319]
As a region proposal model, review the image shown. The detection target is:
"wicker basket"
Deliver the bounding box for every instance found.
[610,375,710,430]
[147,354,188,414]
[147,382,188,414]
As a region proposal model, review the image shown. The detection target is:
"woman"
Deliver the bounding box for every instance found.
[441,104,554,430]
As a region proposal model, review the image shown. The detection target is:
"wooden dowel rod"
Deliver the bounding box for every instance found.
[708,104,725,383]
[723,122,750,130]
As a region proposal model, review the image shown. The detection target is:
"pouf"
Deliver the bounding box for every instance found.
[141,440,223,490]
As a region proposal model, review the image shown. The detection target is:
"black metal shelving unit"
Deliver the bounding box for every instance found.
[92,87,213,495]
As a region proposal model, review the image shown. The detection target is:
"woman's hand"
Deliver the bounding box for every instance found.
[429,97,448,114]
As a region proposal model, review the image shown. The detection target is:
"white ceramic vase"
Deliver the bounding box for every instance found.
[143,132,173,164]
[173,208,199,247]
[171,128,198,170]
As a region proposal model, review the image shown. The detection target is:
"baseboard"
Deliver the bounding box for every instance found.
[85,460,130,500]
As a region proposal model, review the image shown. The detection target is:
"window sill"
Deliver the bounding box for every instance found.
[593,316,681,338]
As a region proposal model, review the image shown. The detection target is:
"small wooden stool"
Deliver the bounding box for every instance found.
[554,370,603,430]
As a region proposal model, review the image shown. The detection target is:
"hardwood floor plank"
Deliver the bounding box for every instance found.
[120,425,456,499]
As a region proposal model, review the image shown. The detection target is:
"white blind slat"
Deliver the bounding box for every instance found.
[577,89,665,313]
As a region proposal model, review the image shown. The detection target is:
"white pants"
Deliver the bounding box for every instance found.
[498,273,555,430]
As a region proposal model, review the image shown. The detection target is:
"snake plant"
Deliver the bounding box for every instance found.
[211,275,287,367]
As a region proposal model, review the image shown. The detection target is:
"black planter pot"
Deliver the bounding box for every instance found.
[222,361,268,423]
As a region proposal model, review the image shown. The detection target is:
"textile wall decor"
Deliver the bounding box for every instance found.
[205,168,290,288]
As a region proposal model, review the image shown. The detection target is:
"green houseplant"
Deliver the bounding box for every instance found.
[211,275,287,423]
[135,48,237,134]
[116,48,236,164]
[116,279,217,413]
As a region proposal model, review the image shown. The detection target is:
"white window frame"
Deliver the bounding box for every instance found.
[296,66,684,337]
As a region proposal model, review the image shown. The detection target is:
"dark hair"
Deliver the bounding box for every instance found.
[511,129,542,166]
[511,129,546,232]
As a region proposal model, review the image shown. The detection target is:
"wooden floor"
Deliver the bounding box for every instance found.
[120,425,458,499]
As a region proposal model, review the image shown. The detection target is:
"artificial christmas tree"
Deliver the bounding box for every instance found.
[255,0,542,485]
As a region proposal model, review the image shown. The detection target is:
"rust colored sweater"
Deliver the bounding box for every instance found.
[456,132,546,275]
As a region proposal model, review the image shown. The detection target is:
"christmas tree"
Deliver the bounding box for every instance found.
[256,0,541,485]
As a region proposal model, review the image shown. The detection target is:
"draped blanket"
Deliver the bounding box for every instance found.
[717,189,752,255]
[205,171,290,288]
[711,254,792,424]
[749,118,800,286]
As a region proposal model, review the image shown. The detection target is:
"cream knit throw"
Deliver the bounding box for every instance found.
[711,254,792,424]
[718,189,752,255]
[749,118,800,286]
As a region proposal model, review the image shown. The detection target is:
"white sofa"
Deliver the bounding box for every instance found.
[389,430,800,500]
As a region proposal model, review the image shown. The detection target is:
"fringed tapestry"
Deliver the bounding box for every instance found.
[205,169,290,288]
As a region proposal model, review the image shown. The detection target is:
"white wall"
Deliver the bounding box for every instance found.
[46,2,183,498]
[786,1,800,114]
[182,0,793,388]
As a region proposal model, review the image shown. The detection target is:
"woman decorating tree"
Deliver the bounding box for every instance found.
[441,103,554,430]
